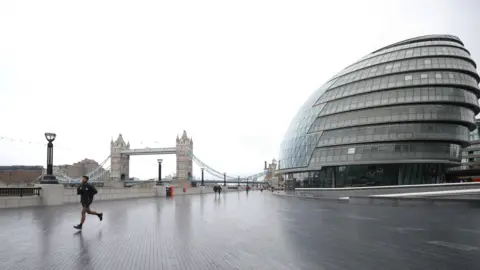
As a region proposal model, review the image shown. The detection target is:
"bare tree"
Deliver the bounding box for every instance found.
[0,171,16,186]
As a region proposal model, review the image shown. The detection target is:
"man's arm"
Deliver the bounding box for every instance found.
[90,184,98,195]
[77,186,82,195]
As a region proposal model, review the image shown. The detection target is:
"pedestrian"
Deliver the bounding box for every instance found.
[74,176,103,230]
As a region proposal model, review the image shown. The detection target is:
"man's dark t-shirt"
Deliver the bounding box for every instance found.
[77,183,98,205]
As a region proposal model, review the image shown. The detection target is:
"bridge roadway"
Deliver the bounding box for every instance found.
[1,192,480,270]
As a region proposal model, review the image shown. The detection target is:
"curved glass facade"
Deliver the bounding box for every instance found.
[279,35,480,188]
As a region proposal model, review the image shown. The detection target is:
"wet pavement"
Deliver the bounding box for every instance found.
[1,190,480,270]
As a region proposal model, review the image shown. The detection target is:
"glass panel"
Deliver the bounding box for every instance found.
[310,142,461,166]
[329,57,477,90]
[316,87,479,118]
[316,71,480,105]
[316,123,470,147]
[331,43,472,81]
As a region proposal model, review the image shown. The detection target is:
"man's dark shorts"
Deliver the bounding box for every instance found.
[81,203,91,211]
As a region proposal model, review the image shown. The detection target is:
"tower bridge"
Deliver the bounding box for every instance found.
[110,130,193,187]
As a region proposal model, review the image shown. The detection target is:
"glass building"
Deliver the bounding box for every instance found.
[459,120,480,169]
[279,35,480,189]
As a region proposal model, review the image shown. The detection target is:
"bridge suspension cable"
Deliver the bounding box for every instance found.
[188,150,265,181]
[187,150,238,179]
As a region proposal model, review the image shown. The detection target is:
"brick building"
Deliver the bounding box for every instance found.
[56,158,103,179]
[0,166,44,186]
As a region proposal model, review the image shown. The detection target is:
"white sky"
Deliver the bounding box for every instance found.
[1,0,479,179]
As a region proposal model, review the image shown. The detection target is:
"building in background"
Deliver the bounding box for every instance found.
[264,159,284,188]
[0,166,43,186]
[279,35,480,189]
[56,158,107,179]
[461,119,480,169]
[57,159,101,178]
[446,119,480,182]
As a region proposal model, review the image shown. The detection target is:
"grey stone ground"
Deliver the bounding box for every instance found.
[1,190,480,270]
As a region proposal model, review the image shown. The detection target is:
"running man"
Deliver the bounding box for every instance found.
[74,176,103,230]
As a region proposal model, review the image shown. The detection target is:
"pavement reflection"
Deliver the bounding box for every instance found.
[0,191,480,269]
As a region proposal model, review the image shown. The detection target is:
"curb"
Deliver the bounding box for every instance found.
[349,196,480,208]
[273,192,480,208]
[273,192,350,203]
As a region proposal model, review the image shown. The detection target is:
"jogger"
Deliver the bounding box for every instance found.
[74,176,103,230]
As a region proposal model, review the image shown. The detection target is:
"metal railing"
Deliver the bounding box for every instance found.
[0,187,42,197]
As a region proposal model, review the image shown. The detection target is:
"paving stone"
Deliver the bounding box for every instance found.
[1,191,480,269]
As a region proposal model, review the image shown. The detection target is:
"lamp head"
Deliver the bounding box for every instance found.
[44,133,56,142]
[157,159,163,164]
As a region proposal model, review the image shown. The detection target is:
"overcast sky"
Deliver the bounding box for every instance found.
[1,0,479,180]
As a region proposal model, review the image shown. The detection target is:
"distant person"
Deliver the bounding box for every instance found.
[74,176,103,230]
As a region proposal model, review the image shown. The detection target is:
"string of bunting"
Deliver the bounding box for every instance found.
[0,135,48,146]
[0,135,107,158]
[0,135,163,151]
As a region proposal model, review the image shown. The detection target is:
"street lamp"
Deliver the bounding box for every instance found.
[157,159,163,186]
[201,167,204,186]
[41,132,58,184]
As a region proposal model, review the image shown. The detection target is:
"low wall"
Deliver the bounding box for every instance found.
[0,196,42,208]
[0,185,242,209]
[63,186,157,204]
[168,186,240,196]
[295,182,480,199]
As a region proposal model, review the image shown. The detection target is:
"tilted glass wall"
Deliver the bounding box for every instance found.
[279,35,480,186]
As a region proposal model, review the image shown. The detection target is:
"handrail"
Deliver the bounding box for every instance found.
[0,187,41,197]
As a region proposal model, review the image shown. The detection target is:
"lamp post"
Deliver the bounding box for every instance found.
[157,159,163,186]
[223,172,226,186]
[201,167,204,186]
[41,132,58,184]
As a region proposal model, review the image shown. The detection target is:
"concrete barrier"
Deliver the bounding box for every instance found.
[295,182,480,199]
[0,196,42,208]
[63,186,157,204]
[0,184,244,209]
[275,189,480,209]
[348,196,480,209]
[172,186,240,196]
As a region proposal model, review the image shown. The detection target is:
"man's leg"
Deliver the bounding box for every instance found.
[86,206,103,221]
[80,206,87,224]
[74,206,88,229]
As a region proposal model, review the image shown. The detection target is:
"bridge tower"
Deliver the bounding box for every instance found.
[110,134,130,186]
[175,130,193,187]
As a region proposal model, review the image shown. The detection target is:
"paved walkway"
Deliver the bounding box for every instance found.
[1,191,480,269]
